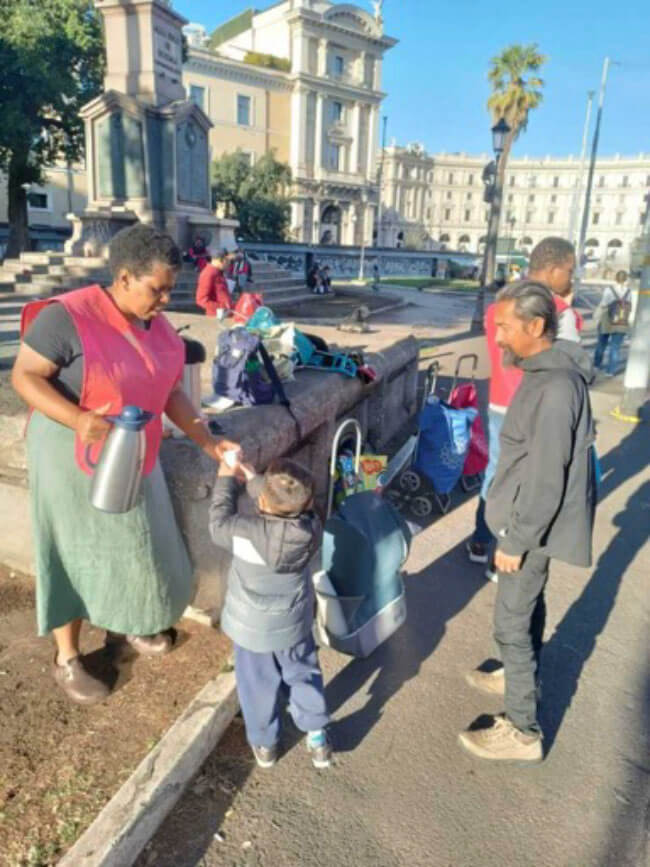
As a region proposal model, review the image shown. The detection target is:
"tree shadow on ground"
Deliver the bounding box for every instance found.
[540,479,650,753]
[324,539,487,752]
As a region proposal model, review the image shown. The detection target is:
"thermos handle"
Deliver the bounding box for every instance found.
[85,443,100,470]
[84,411,154,469]
[84,414,120,470]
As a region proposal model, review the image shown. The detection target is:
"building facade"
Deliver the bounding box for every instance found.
[1,1,395,252]
[380,148,650,266]
[378,142,435,248]
[0,164,88,255]
[195,0,396,245]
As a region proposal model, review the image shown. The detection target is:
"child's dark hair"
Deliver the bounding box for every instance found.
[261,459,314,517]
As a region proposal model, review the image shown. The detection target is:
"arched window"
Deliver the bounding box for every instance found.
[606,238,622,259]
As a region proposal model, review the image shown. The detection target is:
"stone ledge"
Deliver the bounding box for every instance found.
[57,670,239,867]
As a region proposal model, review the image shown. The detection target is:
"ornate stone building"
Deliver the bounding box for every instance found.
[378,143,435,248]
[380,147,650,266]
[188,0,396,245]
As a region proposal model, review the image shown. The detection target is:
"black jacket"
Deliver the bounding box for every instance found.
[209,476,321,652]
[485,340,597,567]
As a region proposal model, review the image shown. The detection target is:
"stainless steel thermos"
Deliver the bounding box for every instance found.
[88,405,154,514]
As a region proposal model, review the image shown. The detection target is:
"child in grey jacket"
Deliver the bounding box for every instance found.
[209,457,331,769]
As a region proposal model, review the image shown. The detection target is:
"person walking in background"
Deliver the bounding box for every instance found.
[593,270,632,376]
[209,457,332,770]
[372,261,381,292]
[234,248,253,294]
[466,237,582,579]
[196,255,233,319]
[460,281,596,764]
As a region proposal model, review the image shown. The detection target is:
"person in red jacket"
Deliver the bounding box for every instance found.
[196,257,233,319]
[188,236,210,273]
[466,237,581,580]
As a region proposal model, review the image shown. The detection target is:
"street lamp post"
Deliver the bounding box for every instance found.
[352,197,367,282]
[506,216,516,277]
[471,117,511,331]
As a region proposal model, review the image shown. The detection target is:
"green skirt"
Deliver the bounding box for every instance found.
[27,412,194,636]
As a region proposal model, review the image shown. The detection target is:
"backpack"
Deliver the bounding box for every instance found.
[212,327,301,432]
[607,286,631,327]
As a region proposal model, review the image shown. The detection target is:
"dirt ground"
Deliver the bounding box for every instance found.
[0,565,232,867]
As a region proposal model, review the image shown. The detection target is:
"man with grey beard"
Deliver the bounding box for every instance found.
[459,280,596,764]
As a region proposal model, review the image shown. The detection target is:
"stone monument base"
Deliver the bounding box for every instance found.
[65,207,138,257]
[65,208,240,258]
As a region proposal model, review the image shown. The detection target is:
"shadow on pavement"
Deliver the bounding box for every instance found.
[540,479,650,753]
[597,401,649,504]
[133,719,255,867]
[325,539,486,752]
[599,663,650,867]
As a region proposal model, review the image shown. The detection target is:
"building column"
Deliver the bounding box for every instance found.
[350,102,361,175]
[314,93,324,172]
[290,200,305,242]
[364,204,374,246]
[366,105,378,182]
[290,87,308,174]
[318,39,328,76]
[313,200,321,244]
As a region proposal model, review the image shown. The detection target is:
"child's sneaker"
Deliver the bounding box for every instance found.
[466,541,489,564]
[251,744,278,769]
[306,730,332,769]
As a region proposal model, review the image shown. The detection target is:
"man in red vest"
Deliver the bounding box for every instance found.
[466,237,582,580]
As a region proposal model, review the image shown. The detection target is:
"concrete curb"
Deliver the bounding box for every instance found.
[58,670,239,867]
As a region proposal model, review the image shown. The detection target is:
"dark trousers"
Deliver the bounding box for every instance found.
[234,634,329,748]
[594,331,624,375]
[472,409,505,547]
[494,550,550,734]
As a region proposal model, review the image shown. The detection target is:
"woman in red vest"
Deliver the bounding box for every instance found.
[12,224,239,705]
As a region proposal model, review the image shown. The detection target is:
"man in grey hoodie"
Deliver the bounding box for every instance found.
[459,280,597,764]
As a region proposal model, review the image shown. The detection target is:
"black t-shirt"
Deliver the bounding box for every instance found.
[24,304,84,403]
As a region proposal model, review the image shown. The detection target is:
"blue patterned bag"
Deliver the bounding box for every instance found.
[414,398,478,494]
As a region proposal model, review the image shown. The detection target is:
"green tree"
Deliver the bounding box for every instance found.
[482,43,546,288]
[212,150,292,242]
[0,0,104,257]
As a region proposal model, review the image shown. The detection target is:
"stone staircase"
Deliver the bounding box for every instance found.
[0,252,314,311]
[168,258,313,313]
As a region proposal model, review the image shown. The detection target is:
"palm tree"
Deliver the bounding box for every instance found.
[474,43,546,327]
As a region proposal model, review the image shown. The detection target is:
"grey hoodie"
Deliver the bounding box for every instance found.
[209,476,321,653]
[485,339,597,567]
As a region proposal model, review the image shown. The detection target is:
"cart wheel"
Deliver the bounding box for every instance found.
[410,496,433,518]
[399,470,422,492]
[386,489,405,511]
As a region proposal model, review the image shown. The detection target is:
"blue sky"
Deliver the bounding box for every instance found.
[175,0,650,159]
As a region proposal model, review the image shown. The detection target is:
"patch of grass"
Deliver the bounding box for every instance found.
[379,277,479,291]
[334,277,479,292]
[11,773,108,866]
